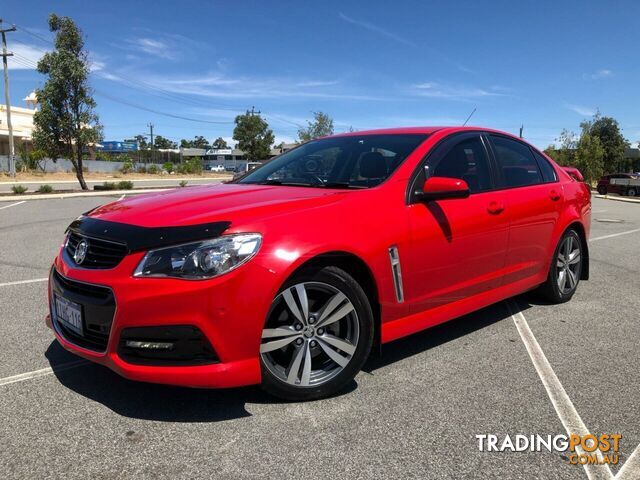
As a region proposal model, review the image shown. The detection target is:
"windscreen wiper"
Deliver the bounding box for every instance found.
[322,182,367,189]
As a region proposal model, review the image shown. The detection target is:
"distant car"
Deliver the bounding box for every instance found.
[596,173,638,195]
[209,165,225,173]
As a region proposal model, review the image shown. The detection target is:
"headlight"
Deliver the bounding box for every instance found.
[133,233,262,280]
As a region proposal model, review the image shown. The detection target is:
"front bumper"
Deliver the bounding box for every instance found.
[46,249,276,388]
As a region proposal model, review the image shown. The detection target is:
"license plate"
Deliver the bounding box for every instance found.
[54,295,83,336]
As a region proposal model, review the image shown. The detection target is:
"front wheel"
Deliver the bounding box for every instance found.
[597,185,607,195]
[260,266,374,401]
[627,187,638,197]
[537,229,583,303]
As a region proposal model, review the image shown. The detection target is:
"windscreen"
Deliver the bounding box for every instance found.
[238,134,429,189]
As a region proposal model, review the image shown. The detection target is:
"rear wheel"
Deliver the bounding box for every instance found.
[597,185,607,195]
[627,187,638,197]
[260,266,374,401]
[537,229,583,303]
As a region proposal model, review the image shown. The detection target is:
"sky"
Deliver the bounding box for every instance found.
[4,0,640,149]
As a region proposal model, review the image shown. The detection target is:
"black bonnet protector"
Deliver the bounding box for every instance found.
[67,216,232,252]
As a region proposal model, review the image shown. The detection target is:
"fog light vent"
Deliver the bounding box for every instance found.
[118,325,219,366]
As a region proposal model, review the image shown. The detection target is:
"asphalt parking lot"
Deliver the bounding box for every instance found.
[0,194,638,479]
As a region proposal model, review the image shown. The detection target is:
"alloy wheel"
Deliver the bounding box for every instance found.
[260,282,359,387]
[556,234,581,294]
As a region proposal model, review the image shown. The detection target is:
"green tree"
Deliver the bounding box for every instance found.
[233,111,274,160]
[298,111,334,142]
[154,135,177,149]
[545,129,577,167]
[586,113,629,173]
[32,14,102,190]
[574,131,604,184]
[125,134,147,149]
[212,137,229,149]
[180,136,209,149]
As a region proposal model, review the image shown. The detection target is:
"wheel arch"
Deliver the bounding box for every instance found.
[285,251,382,350]
[566,221,590,280]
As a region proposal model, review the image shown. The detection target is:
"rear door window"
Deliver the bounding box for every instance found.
[531,150,558,183]
[490,135,543,188]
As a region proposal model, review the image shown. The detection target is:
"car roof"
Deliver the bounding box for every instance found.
[329,126,524,140]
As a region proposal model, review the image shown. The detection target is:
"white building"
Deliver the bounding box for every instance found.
[0,92,37,155]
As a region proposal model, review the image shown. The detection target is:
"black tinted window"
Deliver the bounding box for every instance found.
[532,150,558,182]
[490,135,543,188]
[239,134,428,188]
[428,136,492,193]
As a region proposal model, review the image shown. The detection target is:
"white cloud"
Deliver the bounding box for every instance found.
[125,37,174,59]
[8,43,44,69]
[564,103,596,116]
[112,72,383,101]
[411,82,506,100]
[90,60,106,72]
[295,80,339,88]
[338,13,415,47]
[585,69,613,80]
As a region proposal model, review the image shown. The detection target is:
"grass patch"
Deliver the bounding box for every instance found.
[11,185,28,194]
[37,184,53,193]
[179,180,188,187]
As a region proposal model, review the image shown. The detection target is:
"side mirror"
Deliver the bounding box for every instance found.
[415,177,470,202]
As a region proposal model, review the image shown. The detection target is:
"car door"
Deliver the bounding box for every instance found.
[486,134,563,287]
[403,132,510,313]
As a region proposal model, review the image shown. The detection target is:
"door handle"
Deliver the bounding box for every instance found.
[487,201,505,215]
[549,190,561,201]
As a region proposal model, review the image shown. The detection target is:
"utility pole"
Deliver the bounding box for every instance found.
[0,20,17,177]
[148,123,154,164]
[249,106,261,116]
[519,125,524,138]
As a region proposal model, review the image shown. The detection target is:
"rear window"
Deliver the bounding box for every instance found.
[532,150,558,183]
[490,135,543,188]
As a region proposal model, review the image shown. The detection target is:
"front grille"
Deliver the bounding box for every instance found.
[65,232,128,269]
[50,269,116,352]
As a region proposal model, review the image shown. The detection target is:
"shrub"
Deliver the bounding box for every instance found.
[38,184,53,193]
[147,164,159,174]
[136,165,147,174]
[117,180,134,190]
[120,161,134,174]
[179,180,188,187]
[11,185,28,194]
[101,182,117,190]
[163,162,174,174]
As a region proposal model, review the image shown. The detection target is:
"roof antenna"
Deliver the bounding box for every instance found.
[462,107,476,126]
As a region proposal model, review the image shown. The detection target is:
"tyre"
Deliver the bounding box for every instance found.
[537,229,583,303]
[597,185,607,195]
[260,266,374,401]
[627,187,638,197]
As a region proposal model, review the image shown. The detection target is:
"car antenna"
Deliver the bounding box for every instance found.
[462,107,477,126]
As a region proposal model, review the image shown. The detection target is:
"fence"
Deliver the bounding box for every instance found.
[0,156,165,173]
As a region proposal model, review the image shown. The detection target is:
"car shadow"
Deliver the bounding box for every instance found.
[363,297,533,372]
[45,295,536,421]
[44,342,357,423]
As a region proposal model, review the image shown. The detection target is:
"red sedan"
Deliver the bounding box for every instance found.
[47,127,591,400]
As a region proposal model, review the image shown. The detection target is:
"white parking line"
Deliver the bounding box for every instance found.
[616,445,640,479]
[0,200,26,210]
[0,360,87,387]
[590,228,640,242]
[0,278,48,288]
[508,301,614,480]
